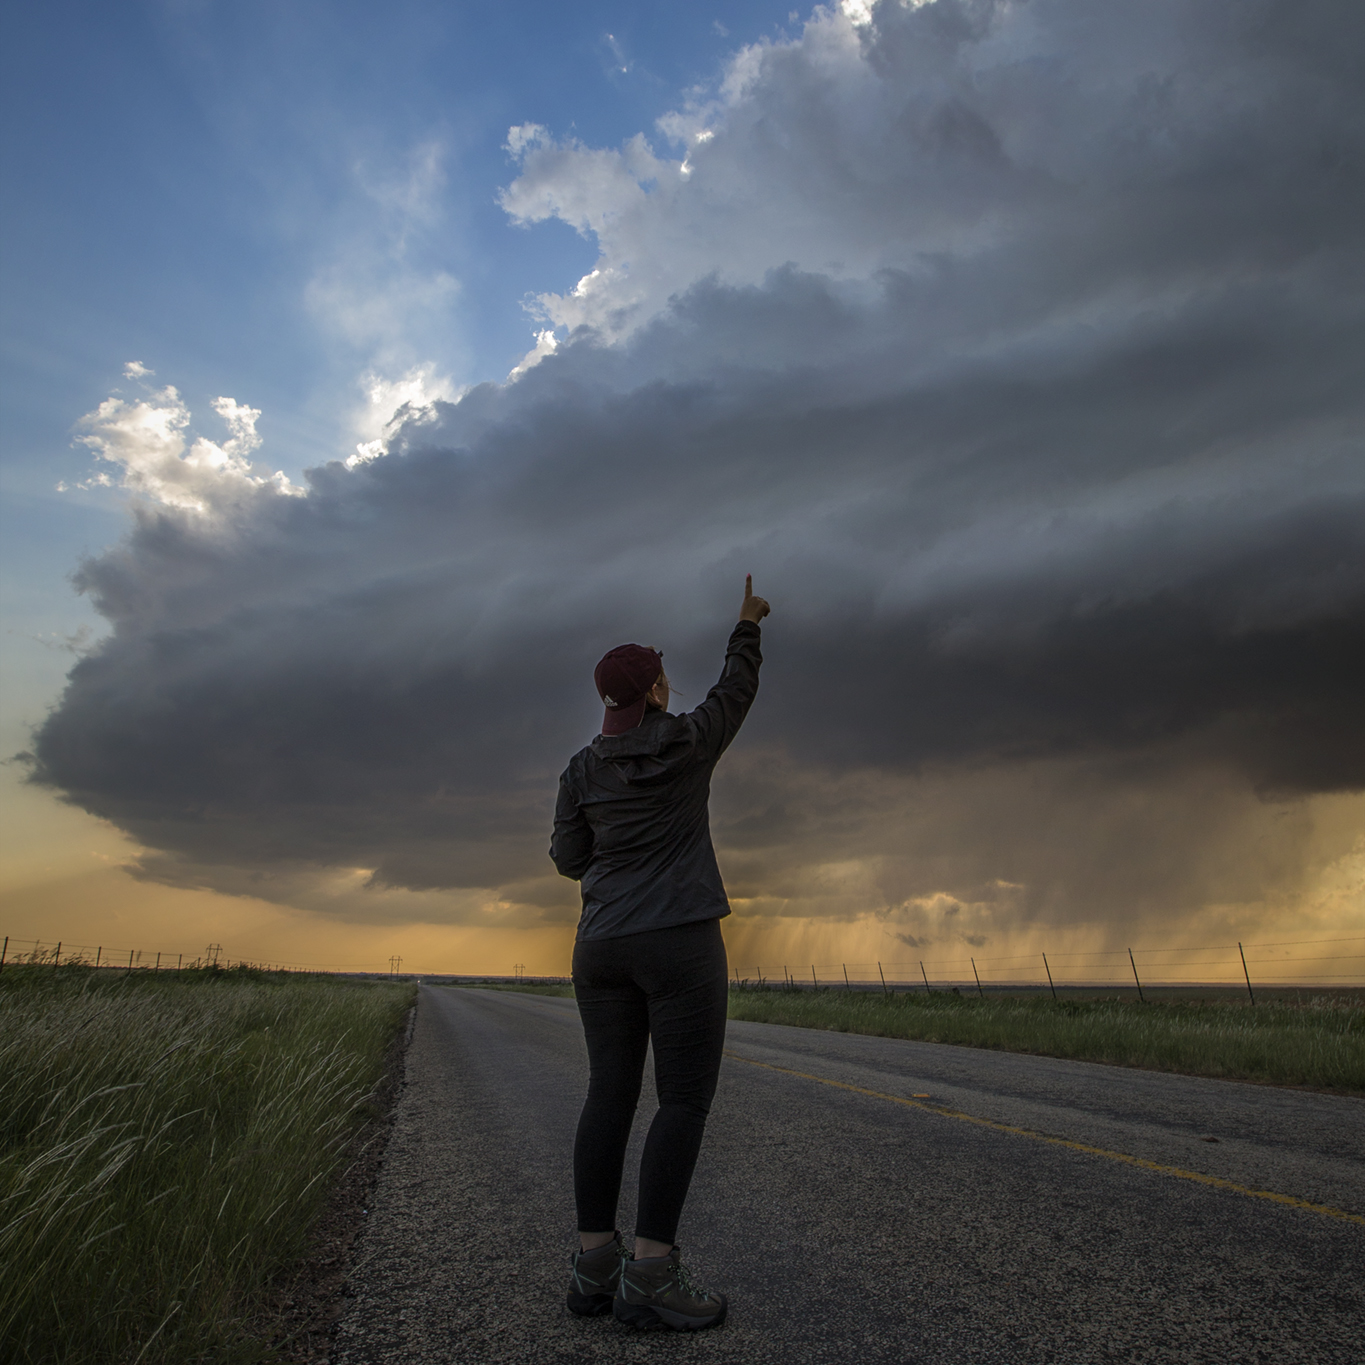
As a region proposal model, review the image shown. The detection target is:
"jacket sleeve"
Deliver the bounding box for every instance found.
[549,769,594,880]
[687,620,763,763]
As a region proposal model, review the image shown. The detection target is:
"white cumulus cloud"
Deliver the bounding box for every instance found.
[74,379,300,512]
[347,364,461,467]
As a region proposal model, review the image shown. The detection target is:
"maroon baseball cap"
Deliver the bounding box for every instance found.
[594,643,663,736]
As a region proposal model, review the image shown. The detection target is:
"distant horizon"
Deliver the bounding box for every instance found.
[5,925,1361,993]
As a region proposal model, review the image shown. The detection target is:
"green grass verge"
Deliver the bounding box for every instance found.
[726,986,1365,1093]
[0,964,414,1365]
[480,979,1364,1092]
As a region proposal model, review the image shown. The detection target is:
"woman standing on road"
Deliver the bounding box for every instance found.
[549,575,770,1332]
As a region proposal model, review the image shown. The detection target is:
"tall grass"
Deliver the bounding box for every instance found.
[726,985,1365,1092]
[0,965,413,1365]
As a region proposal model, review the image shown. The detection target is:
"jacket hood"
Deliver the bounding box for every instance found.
[590,706,677,760]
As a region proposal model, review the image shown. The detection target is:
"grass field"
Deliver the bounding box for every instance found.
[0,964,414,1365]
[470,980,1365,1093]
[726,985,1365,1093]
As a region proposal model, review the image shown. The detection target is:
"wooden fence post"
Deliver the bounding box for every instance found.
[1128,948,1145,1004]
[878,961,888,996]
[971,957,983,998]
[1238,942,1255,1006]
[1042,953,1057,1000]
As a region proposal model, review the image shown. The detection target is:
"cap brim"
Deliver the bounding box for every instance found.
[601,697,647,736]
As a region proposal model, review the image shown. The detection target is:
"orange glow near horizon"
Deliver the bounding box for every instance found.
[5,862,1363,990]
[3,780,1364,986]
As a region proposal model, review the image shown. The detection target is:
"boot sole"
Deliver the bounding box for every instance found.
[614,1295,728,1332]
[567,1290,615,1317]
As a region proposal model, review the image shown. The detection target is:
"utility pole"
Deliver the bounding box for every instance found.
[389,955,403,979]
[206,943,222,967]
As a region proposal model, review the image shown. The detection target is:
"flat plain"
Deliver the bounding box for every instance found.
[333,986,1365,1364]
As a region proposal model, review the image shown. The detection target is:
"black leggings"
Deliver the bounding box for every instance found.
[571,917,729,1245]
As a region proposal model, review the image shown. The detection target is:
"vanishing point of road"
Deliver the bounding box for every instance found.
[334,986,1364,1364]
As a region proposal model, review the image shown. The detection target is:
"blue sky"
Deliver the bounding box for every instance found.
[1,2,796,557]
[4,0,1364,974]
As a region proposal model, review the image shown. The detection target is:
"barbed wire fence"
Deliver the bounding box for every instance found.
[0,935,356,976]
[0,934,570,983]
[727,934,1365,998]
[4,931,1362,994]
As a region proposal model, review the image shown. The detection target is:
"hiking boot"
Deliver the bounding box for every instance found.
[613,1246,728,1331]
[567,1234,628,1316]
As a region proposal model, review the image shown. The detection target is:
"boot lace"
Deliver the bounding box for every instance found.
[672,1258,709,1298]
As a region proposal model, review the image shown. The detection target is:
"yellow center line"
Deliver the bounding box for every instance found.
[723,1050,1365,1227]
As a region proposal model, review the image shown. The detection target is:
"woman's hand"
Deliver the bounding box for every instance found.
[739,573,771,624]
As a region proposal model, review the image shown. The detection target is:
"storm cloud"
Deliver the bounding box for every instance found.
[32,0,1365,933]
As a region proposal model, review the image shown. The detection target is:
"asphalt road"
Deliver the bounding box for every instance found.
[333,986,1365,1364]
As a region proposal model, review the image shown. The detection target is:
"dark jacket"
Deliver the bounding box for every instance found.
[550,620,763,941]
